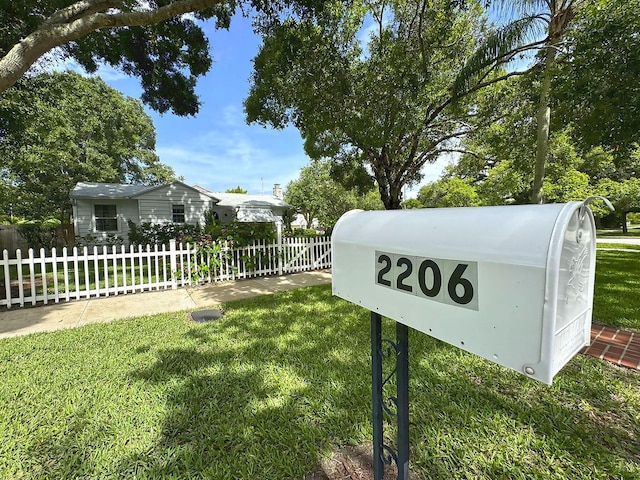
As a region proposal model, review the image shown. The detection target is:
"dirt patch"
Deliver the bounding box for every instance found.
[305,445,399,480]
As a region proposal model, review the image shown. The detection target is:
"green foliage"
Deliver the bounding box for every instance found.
[417,177,480,208]
[555,0,640,153]
[224,186,248,194]
[176,237,229,283]
[208,221,276,247]
[74,234,125,248]
[0,1,335,114]
[247,0,497,209]
[0,71,175,221]
[286,228,318,238]
[16,219,61,250]
[127,220,202,246]
[401,198,423,209]
[0,1,224,115]
[285,159,382,230]
[280,208,296,233]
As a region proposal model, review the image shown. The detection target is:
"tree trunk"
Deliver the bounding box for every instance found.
[530,38,557,205]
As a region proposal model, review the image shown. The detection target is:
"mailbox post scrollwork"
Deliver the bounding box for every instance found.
[371,312,409,480]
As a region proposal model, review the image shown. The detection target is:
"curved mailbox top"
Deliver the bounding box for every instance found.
[331,202,597,384]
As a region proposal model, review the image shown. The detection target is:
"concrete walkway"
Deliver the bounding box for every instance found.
[0,270,332,339]
[1,269,638,374]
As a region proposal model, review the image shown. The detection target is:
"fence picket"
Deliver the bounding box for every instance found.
[37,248,47,304]
[62,247,70,302]
[162,244,168,287]
[2,249,11,308]
[138,245,145,292]
[16,249,24,307]
[0,236,331,309]
[72,247,80,301]
[92,246,100,297]
[102,246,109,295]
[27,249,36,305]
[112,246,118,295]
[121,245,127,294]
[52,248,59,303]
[82,247,90,299]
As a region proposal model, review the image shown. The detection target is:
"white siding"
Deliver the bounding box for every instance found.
[213,205,236,224]
[137,184,213,226]
[73,199,139,242]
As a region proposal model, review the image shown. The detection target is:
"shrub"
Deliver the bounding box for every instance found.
[75,234,125,248]
[17,219,61,250]
[127,220,202,246]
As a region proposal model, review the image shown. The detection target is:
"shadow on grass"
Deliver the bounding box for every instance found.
[112,286,638,479]
[9,285,637,479]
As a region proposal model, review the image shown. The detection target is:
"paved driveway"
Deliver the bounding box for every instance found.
[597,237,640,245]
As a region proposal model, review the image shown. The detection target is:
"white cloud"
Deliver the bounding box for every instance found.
[157,128,308,195]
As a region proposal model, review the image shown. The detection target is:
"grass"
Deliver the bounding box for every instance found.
[0,286,639,479]
[594,250,640,330]
[598,242,640,251]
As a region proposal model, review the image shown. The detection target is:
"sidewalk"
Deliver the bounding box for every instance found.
[0,270,332,339]
[1,270,638,373]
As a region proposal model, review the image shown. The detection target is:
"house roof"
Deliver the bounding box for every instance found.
[71,182,156,199]
[71,182,289,209]
[236,207,279,223]
[192,185,290,208]
[71,181,216,201]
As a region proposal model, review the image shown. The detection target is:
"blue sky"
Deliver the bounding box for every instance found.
[68,12,456,197]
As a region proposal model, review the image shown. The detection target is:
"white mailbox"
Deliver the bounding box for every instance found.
[332,201,601,384]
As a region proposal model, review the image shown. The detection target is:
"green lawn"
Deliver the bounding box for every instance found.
[0,286,639,479]
[594,250,640,330]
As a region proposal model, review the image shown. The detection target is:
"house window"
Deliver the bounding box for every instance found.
[173,204,185,223]
[94,205,118,232]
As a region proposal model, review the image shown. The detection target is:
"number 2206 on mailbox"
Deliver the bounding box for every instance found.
[375,251,479,311]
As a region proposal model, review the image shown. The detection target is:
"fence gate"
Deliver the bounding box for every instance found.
[282,237,332,273]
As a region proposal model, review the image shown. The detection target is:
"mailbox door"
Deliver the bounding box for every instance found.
[544,203,596,376]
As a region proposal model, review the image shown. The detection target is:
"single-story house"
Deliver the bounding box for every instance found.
[71,181,289,243]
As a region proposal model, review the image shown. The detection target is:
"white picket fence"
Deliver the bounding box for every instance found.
[0,236,332,309]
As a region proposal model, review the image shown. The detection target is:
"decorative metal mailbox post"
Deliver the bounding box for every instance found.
[332,200,604,479]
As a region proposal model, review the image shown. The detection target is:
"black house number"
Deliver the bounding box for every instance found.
[375,251,479,310]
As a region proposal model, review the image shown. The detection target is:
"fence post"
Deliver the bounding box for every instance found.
[276,221,283,276]
[169,239,177,289]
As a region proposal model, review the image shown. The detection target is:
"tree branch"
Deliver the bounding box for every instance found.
[0,0,222,94]
[42,0,120,27]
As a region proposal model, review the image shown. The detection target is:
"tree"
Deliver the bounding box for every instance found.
[285,159,382,230]
[0,0,232,115]
[555,0,640,154]
[0,71,175,220]
[417,177,480,208]
[0,0,328,115]
[597,178,640,233]
[225,186,248,194]
[247,0,516,210]
[456,0,584,204]
[401,198,423,209]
